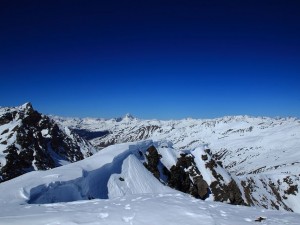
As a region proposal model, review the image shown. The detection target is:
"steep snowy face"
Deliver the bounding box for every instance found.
[0,103,96,182]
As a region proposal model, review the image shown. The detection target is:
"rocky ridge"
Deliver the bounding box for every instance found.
[0,103,96,182]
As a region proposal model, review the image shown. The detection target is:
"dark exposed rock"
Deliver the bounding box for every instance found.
[206,159,217,170]
[50,124,84,162]
[201,154,208,161]
[0,103,94,183]
[216,161,223,167]
[193,175,210,199]
[210,180,245,205]
[241,178,258,205]
[141,146,247,205]
[168,163,191,193]
[228,180,245,204]
[168,154,210,200]
[212,179,246,205]
[142,146,211,200]
[0,129,9,135]
[268,181,283,201]
[1,145,34,181]
[204,149,211,155]
[284,185,298,195]
[144,146,161,179]
[204,152,246,205]
[22,110,42,127]
[0,112,16,126]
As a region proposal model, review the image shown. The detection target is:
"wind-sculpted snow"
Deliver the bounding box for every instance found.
[0,139,247,222]
[0,141,154,205]
[108,154,175,198]
[54,114,300,212]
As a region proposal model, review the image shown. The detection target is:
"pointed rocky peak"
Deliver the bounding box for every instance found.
[18,102,34,115]
[21,102,33,110]
[0,103,96,183]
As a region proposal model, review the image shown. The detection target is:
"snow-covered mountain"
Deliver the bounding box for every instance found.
[54,114,300,212]
[0,103,96,182]
[1,140,300,225]
[1,103,299,222]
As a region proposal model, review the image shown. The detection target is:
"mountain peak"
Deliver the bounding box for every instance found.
[124,113,134,119]
[20,102,33,111]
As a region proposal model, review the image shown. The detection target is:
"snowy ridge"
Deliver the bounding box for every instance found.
[55,115,300,175]
[0,140,238,205]
[108,154,174,198]
[55,114,300,212]
[0,140,155,205]
[0,140,300,224]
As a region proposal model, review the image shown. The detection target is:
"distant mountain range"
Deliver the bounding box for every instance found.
[1,103,299,213]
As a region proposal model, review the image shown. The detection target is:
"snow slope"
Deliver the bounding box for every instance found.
[1,140,300,225]
[1,193,300,225]
[54,115,300,212]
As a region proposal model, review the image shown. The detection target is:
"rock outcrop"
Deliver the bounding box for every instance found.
[0,103,96,182]
[143,145,246,206]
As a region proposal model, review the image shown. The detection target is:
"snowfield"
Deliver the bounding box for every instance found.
[1,193,300,225]
[0,140,300,224]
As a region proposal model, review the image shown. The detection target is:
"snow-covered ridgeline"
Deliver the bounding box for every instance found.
[54,114,300,176]
[54,114,300,212]
[0,140,300,225]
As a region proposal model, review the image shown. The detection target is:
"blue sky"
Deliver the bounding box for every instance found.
[0,0,299,119]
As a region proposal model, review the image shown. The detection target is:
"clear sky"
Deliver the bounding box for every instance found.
[1,0,299,119]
